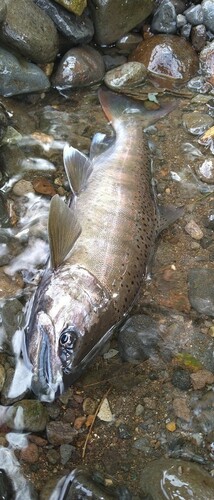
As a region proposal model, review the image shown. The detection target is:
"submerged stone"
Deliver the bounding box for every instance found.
[118,314,159,362]
[89,0,155,45]
[188,268,214,316]
[140,458,214,499]
[129,34,199,88]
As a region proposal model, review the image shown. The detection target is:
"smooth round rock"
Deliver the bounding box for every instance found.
[104,62,147,91]
[151,0,177,34]
[140,458,214,499]
[202,0,214,33]
[0,47,50,97]
[52,46,105,89]
[89,0,155,45]
[129,35,199,88]
[0,0,59,64]
[188,268,214,316]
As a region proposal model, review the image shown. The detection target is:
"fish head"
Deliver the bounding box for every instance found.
[23,265,112,402]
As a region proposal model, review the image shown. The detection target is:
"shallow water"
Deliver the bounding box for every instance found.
[0,85,214,497]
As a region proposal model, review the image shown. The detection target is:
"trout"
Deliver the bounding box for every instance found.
[18,88,180,401]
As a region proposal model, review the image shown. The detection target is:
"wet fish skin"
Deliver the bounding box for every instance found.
[22,88,178,401]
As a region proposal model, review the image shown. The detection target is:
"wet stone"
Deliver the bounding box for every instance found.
[199,41,214,79]
[34,0,94,44]
[0,0,59,64]
[185,5,204,26]
[180,22,192,39]
[104,62,147,91]
[140,458,214,499]
[171,367,192,390]
[116,33,143,55]
[194,157,214,183]
[191,24,207,52]
[188,268,214,316]
[52,46,105,90]
[54,0,87,15]
[0,47,50,97]
[118,314,160,363]
[177,14,186,28]
[202,0,214,33]
[103,54,127,71]
[46,421,77,445]
[89,0,155,45]
[151,0,177,34]
[8,400,48,432]
[129,35,199,88]
[183,112,214,135]
[1,298,23,342]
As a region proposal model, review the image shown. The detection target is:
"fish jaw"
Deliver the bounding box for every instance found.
[23,310,64,402]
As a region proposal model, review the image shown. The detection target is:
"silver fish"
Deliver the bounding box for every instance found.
[22,88,180,401]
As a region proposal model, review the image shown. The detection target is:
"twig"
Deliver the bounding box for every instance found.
[82,386,111,459]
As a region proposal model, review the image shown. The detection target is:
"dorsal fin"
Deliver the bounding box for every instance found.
[48,194,81,268]
[63,144,93,196]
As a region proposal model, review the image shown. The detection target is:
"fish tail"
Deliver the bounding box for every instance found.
[98,86,177,128]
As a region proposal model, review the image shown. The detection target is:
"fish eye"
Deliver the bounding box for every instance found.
[59,327,77,349]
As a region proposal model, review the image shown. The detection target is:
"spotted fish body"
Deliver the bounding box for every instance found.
[22,88,178,401]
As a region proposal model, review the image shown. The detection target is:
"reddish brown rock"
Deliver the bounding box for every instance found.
[129,35,199,88]
[20,443,39,463]
[32,177,56,196]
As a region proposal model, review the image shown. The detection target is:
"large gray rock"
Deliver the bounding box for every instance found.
[0,0,59,63]
[202,0,214,33]
[188,268,214,316]
[0,47,50,97]
[34,0,94,44]
[88,0,155,45]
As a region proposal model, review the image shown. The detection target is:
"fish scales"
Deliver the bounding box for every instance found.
[66,122,157,319]
[16,88,178,401]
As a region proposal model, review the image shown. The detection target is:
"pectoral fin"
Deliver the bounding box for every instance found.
[48,194,81,268]
[63,144,93,195]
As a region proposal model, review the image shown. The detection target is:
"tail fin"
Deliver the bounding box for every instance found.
[98,86,178,128]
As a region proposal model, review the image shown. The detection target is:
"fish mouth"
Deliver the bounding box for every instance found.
[24,311,64,402]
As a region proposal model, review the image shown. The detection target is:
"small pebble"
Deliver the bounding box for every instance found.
[166,421,176,432]
[185,220,203,240]
[190,369,214,390]
[13,180,34,196]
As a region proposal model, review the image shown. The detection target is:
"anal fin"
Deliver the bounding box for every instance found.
[48,194,81,268]
[63,144,93,196]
